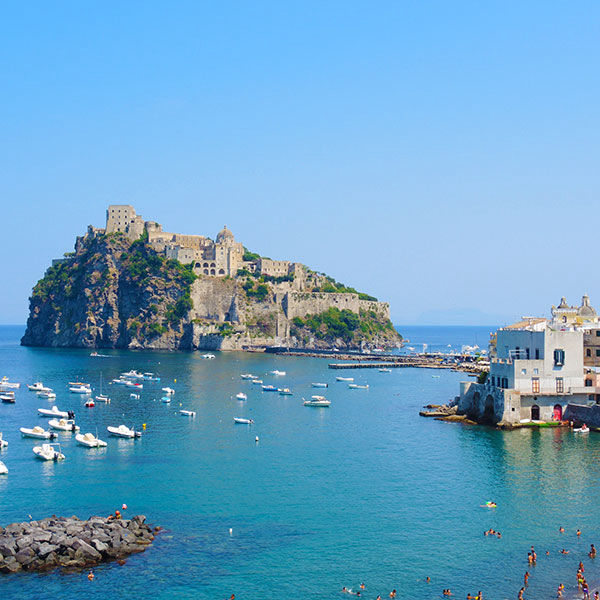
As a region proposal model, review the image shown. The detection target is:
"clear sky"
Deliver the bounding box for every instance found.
[2,2,599,326]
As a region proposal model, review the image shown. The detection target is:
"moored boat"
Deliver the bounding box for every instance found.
[28,382,46,391]
[378,368,392,373]
[37,391,56,399]
[162,387,175,395]
[233,417,254,424]
[240,373,257,380]
[70,385,92,394]
[49,419,79,432]
[1,393,15,403]
[76,432,107,448]
[20,426,57,440]
[0,377,20,390]
[161,396,171,403]
[95,394,110,403]
[251,379,263,385]
[33,443,65,461]
[107,425,140,438]
[303,396,331,407]
[84,398,95,407]
[38,406,70,418]
[278,388,293,395]
[270,370,286,376]
[0,461,7,474]
[348,384,369,390]
[180,410,196,417]
[261,385,278,392]
[236,393,247,400]
[202,354,215,359]
[336,376,354,382]
[311,382,328,388]
[0,433,7,448]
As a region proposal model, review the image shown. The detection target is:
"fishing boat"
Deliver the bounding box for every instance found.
[162,387,175,395]
[48,419,79,432]
[0,433,7,449]
[261,385,278,392]
[270,370,286,376]
[76,432,107,448]
[240,374,257,380]
[70,385,91,394]
[107,425,141,438]
[378,368,392,373]
[236,393,247,400]
[336,376,354,382]
[20,426,57,440]
[1,393,15,403]
[37,391,56,399]
[233,417,253,424]
[311,382,328,388]
[84,398,95,408]
[251,379,263,385]
[0,377,20,390]
[180,410,196,417]
[161,396,171,403]
[278,388,293,395]
[38,406,70,418]
[0,461,7,474]
[33,443,65,461]
[303,396,331,407]
[348,384,369,390]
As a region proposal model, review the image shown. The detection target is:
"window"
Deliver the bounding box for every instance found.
[556,378,564,393]
[534,368,539,375]
[491,376,495,386]
[521,368,527,375]
[526,348,530,359]
[585,379,593,387]
[532,378,540,393]
[554,349,565,366]
[535,348,540,359]
[587,349,592,357]
[502,377,508,389]
[596,331,600,337]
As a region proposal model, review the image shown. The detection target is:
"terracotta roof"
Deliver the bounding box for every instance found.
[503,318,547,330]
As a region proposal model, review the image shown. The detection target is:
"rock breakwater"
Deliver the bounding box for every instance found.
[0,514,156,573]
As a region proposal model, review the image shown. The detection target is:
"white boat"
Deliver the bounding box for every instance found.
[95,394,110,403]
[84,398,95,407]
[70,385,91,394]
[233,417,254,424]
[0,461,7,474]
[278,388,293,395]
[262,385,278,392]
[76,432,107,448]
[236,393,247,400]
[0,377,20,390]
[336,376,354,382]
[202,354,215,359]
[49,419,80,432]
[107,425,140,438]
[68,381,88,387]
[251,379,263,385]
[162,387,175,395]
[28,382,46,391]
[348,384,369,390]
[240,374,257,380]
[125,381,143,389]
[38,406,69,418]
[180,410,196,417]
[130,393,140,399]
[37,391,56,399]
[143,373,160,381]
[161,396,171,403]
[112,378,128,385]
[311,383,328,388]
[270,370,286,376]
[378,368,392,373]
[304,396,331,407]
[1,393,16,403]
[20,426,57,440]
[0,433,7,449]
[121,370,144,379]
[574,426,590,434]
[33,443,65,461]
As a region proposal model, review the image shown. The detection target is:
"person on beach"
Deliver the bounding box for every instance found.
[583,582,590,600]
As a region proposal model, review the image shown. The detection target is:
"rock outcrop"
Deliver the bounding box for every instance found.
[22,231,402,351]
[0,515,156,573]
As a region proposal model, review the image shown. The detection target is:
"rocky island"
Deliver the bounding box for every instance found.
[22,205,401,351]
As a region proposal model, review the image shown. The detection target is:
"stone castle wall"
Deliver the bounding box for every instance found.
[284,292,389,321]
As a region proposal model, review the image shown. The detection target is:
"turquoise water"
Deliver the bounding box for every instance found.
[1,325,599,599]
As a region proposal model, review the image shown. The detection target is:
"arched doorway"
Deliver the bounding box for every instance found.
[553,404,563,421]
[531,404,540,420]
[482,395,495,423]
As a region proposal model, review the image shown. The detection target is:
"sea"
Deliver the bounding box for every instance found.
[0,324,599,599]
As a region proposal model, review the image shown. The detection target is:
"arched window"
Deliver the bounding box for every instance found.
[210,263,216,268]
[210,269,216,275]
[218,269,225,275]
[203,269,209,275]
[203,262,209,268]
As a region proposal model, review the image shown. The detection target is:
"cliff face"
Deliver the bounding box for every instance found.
[22,233,402,351]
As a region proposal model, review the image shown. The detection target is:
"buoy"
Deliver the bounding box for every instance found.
[122,503,127,510]
[142,423,147,430]
[174,379,177,383]
[229,528,233,536]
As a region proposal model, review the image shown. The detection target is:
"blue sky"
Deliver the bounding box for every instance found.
[2,2,599,325]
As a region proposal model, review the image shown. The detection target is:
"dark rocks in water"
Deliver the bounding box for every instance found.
[0,515,155,573]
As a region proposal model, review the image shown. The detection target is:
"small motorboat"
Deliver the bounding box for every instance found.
[278,388,293,395]
[311,383,328,388]
[348,384,369,390]
[76,432,107,448]
[49,419,80,433]
[33,443,65,461]
[233,417,254,424]
[240,374,257,380]
[28,382,46,391]
[38,406,70,418]
[68,381,88,387]
[1,393,15,404]
[95,394,110,403]
[236,393,248,400]
[130,393,140,399]
[378,368,392,373]
[270,370,286,376]
[125,381,143,389]
[0,377,20,390]
[303,396,331,407]
[162,387,175,395]
[70,385,92,394]
[84,399,95,408]
[161,396,171,403]
[574,426,590,434]
[0,461,7,474]
[251,379,263,385]
[112,378,128,385]
[37,391,56,399]
[336,376,354,382]
[180,410,196,417]
[261,385,278,392]
[107,425,141,438]
[202,354,215,359]
[121,370,144,379]
[0,433,7,449]
[20,426,57,440]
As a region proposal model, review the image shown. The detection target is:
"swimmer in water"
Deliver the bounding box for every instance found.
[559,526,565,533]
[426,577,430,583]
[360,583,365,589]
[517,587,524,600]
[524,571,529,586]
[590,544,597,558]
[560,548,569,554]
[87,570,94,581]
[389,590,396,598]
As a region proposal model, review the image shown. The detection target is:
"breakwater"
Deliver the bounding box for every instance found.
[0,514,156,573]
[327,358,485,375]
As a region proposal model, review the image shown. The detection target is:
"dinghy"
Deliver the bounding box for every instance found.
[38,406,70,418]
[574,426,590,434]
[95,394,110,403]
[107,425,141,438]
[84,398,95,407]
[303,396,331,407]
[0,461,7,474]
[20,426,57,440]
[33,443,65,461]
[48,419,79,433]
[233,417,254,424]
[76,432,107,448]
[311,383,328,388]
[236,393,247,400]
[180,410,196,417]
[37,391,56,399]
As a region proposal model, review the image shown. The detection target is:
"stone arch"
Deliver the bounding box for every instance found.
[553,404,563,421]
[210,262,216,268]
[203,269,209,275]
[210,269,216,275]
[218,269,225,275]
[531,404,540,420]
[482,395,495,424]
[194,262,201,268]
[203,262,209,268]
